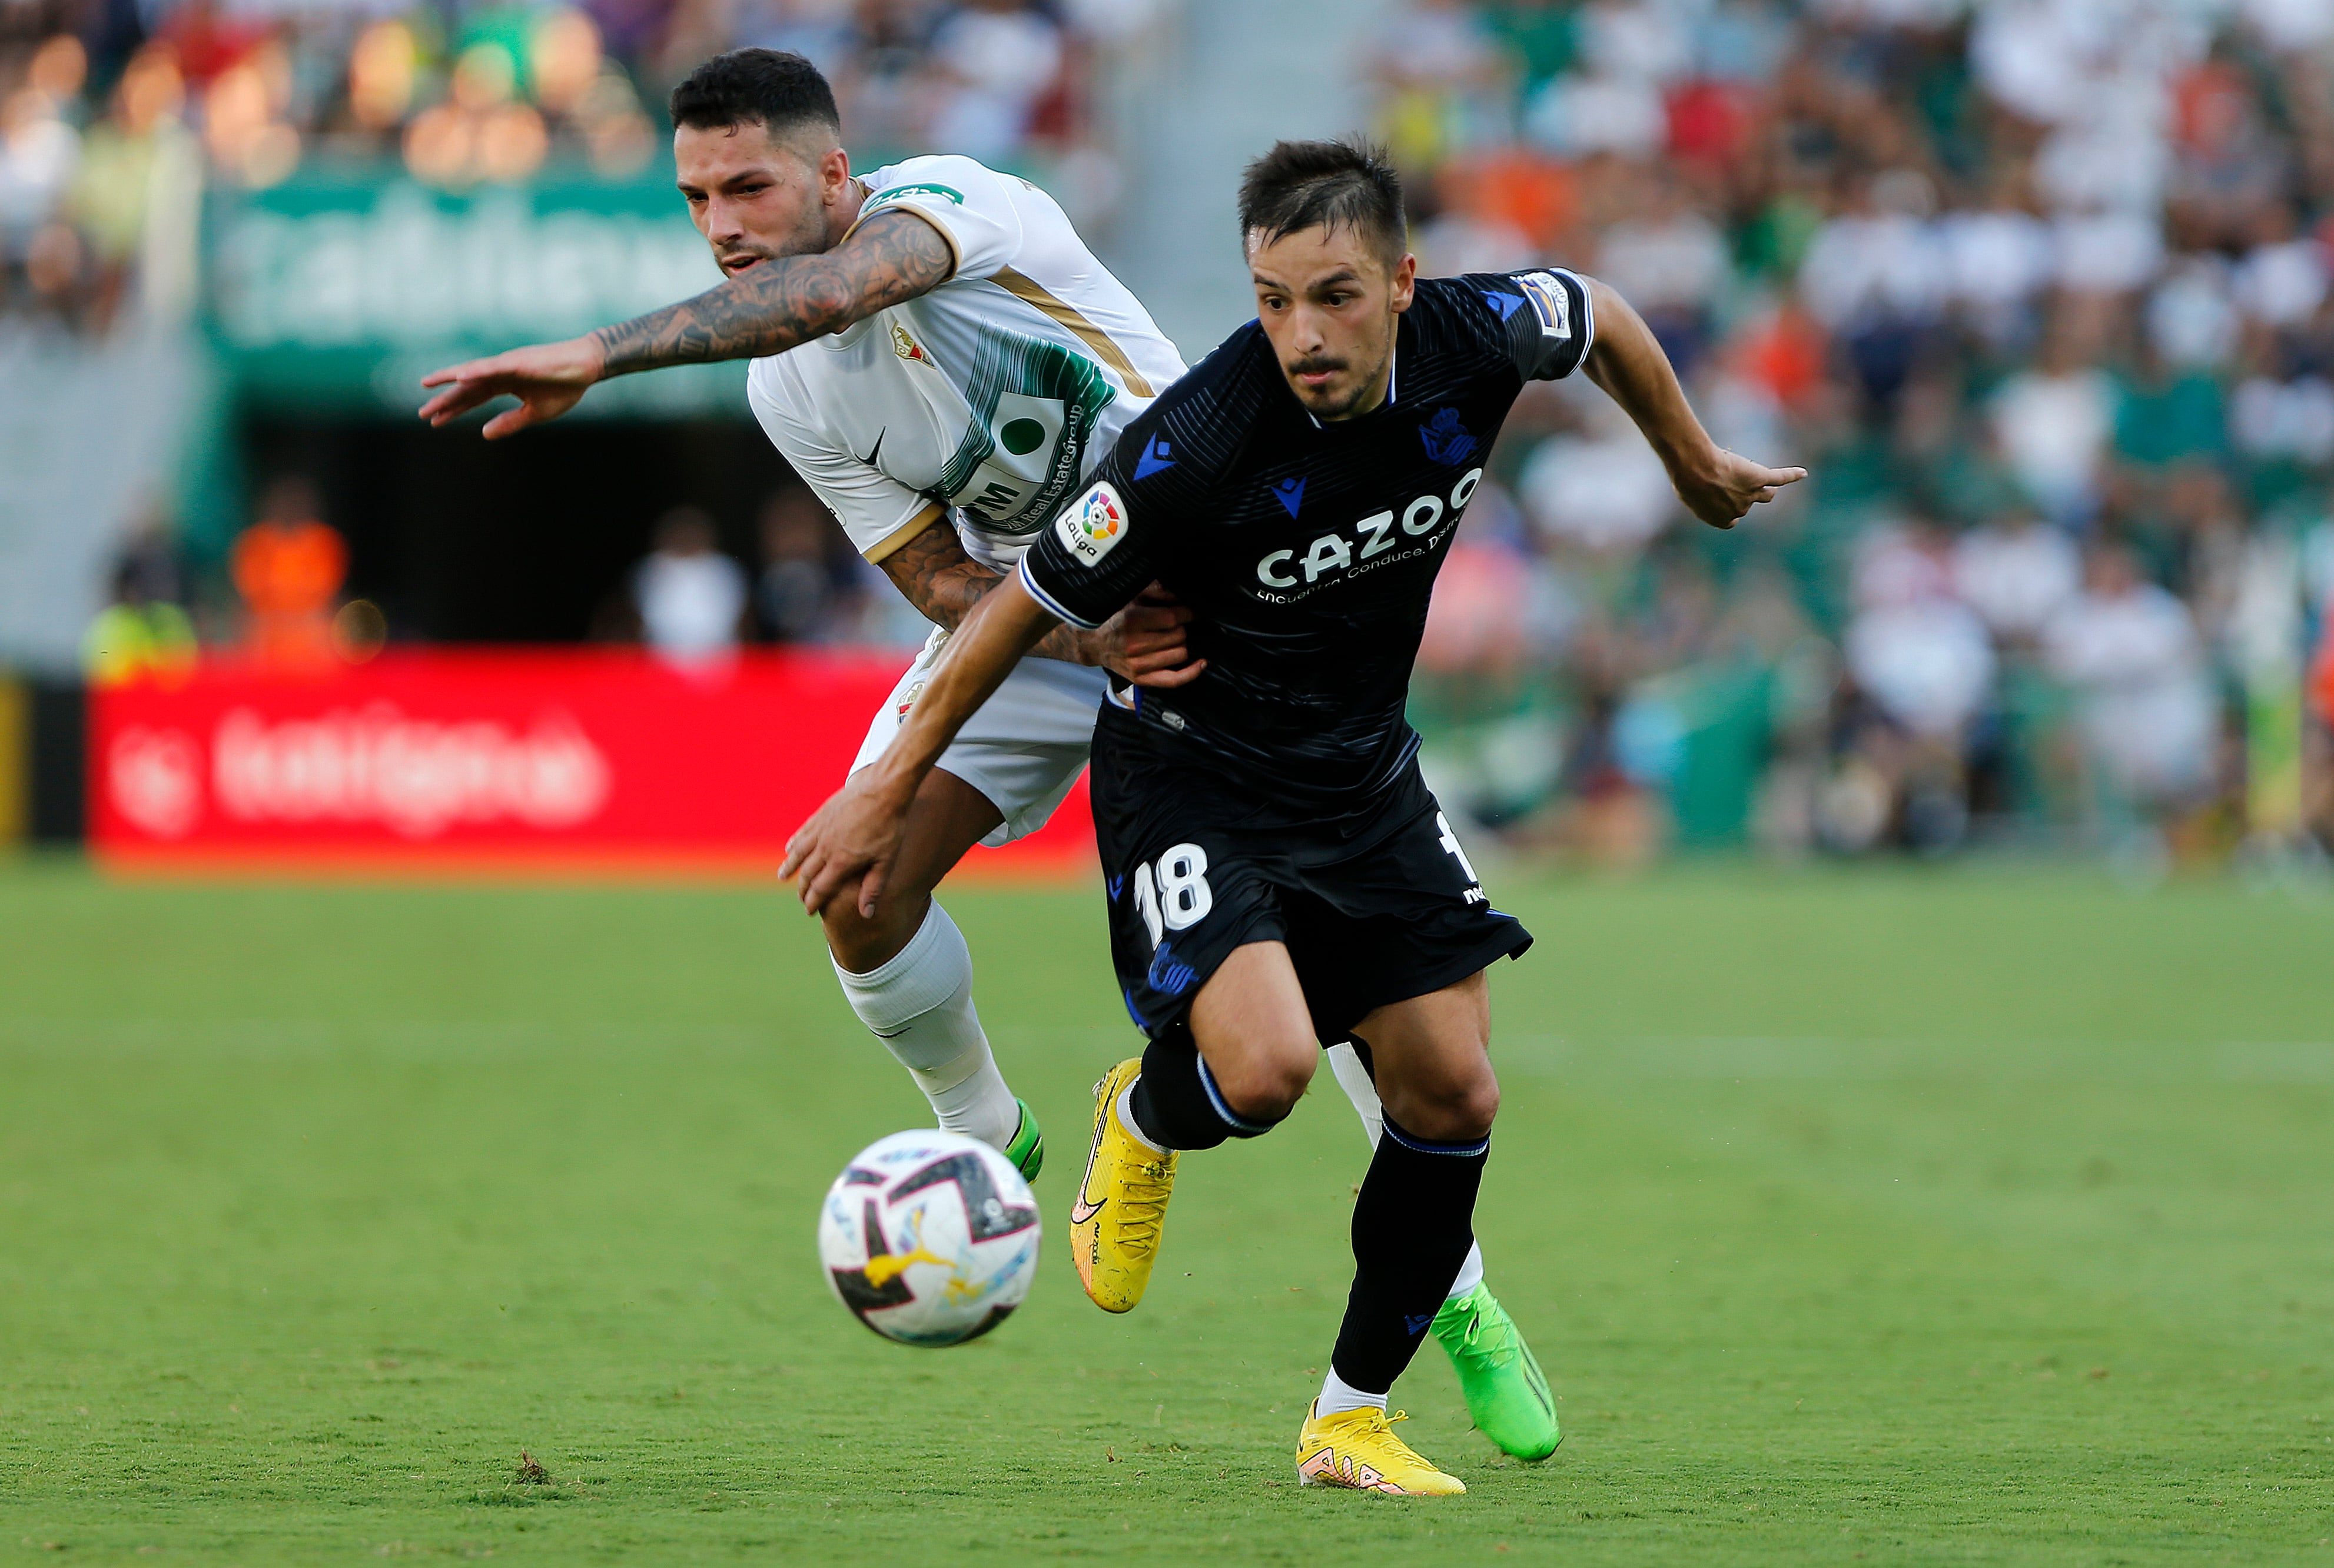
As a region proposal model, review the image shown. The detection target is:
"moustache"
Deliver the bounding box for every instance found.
[1287,357,1349,378]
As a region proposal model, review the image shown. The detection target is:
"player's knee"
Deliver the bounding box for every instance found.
[1397,1061,1500,1142]
[1453,1073,1501,1137]
[1211,1045,1315,1127]
[822,886,918,974]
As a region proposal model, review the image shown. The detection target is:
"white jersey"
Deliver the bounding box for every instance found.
[748,155,1186,576]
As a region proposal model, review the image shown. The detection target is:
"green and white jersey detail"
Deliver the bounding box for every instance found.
[747,154,1186,577]
[935,328,1115,530]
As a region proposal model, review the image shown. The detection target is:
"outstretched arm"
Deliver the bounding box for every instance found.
[781,573,1061,916]
[418,209,954,438]
[1579,277,1806,529]
[594,208,952,372]
[880,517,1201,684]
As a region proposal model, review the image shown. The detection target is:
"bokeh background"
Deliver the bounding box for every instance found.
[5,8,2333,1558]
[2,0,2332,874]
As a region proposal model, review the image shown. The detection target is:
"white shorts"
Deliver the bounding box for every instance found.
[850,626,1108,847]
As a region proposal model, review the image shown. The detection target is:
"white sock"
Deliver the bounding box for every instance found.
[1114,1081,1166,1154]
[1324,1040,1384,1145]
[1324,1039,1486,1303]
[1446,1244,1484,1301]
[1316,1368,1389,1417]
[832,902,1020,1150]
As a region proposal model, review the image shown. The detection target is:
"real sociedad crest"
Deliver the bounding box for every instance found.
[1420,407,1476,466]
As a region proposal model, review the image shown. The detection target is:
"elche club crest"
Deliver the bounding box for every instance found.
[890,321,933,366]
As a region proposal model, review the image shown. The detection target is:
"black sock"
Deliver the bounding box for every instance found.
[1127,1026,1286,1152]
[1329,1112,1487,1396]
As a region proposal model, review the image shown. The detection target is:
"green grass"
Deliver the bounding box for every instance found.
[2,859,2331,1564]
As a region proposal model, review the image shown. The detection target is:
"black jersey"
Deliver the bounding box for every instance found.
[1018,268,1596,804]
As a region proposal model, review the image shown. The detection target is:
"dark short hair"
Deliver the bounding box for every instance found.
[1237,138,1406,269]
[669,48,841,141]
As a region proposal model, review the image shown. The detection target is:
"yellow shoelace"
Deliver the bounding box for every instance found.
[1116,1158,1173,1248]
[1355,1410,1437,1468]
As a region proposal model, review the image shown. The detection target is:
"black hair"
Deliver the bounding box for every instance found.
[1236,138,1406,268]
[668,48,841,141]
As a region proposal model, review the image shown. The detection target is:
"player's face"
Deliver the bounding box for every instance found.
[1248,225,1417,421]
[675,121,850,276]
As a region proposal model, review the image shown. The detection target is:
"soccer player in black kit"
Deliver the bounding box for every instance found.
[785,139,1804,1493]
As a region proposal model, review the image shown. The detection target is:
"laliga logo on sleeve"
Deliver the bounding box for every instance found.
[1055,481,1128,567]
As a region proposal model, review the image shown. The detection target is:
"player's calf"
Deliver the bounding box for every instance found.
[820,768,1031,1158]
[1312,976,1500,1432]
[830,901,1024,1155]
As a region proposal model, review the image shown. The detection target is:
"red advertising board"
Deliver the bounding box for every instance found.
[89,650,1094,878]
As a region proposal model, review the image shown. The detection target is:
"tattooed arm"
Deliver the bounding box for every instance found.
[417,210,954,438]
[596,209,952,373]
[882,516,1200,686]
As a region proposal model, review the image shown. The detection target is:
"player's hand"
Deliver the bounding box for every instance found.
[1085,583,1206,689]
[418,335,606,438]
[1672,449,1808,530]
[780,769,915,919]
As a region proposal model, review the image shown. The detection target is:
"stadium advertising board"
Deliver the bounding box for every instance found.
[207,173,744,414]
[90,650,1094,875]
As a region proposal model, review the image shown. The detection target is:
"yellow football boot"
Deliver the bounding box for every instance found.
[1294,1403,1467,1496]
[1068,1058,1177,1313]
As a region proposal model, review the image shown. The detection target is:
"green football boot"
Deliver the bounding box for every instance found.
[1432,1283,1559,1461]
[1001,1098,1044,1183]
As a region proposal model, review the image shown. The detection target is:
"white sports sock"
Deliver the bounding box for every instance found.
[1323,1041,1385,1145]
[1316,1368,1389,1417]
[1445,1244,1484,1301]
[1324,1039,1486,1303]
[832,902,1020,1150]
[1114,1081,1166,1154]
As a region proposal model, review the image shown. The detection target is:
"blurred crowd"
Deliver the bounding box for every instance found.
[1380,0,2334,864]
[38,0,2334,866]
[84,472,926,677]
[600,483,932,663]
[1,0,1156,332]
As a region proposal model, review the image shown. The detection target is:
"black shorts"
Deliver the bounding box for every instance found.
[1091,711,1533,1042]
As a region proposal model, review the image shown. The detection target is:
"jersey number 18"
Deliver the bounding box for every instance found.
[1133,843,1213,948]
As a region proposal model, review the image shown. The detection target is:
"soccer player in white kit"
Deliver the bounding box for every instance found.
[421,51,1551,1460]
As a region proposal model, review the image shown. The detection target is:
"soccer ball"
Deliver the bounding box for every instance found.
[817,1129,1040,1347]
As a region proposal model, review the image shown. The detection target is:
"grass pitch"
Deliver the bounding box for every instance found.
[2,860,2330,1564]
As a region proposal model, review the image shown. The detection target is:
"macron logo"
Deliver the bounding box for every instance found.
[1481,290,1523,321]
[1273,476,1306,517]
[1134,435,1176,480]
[1403,1313,1435,1336]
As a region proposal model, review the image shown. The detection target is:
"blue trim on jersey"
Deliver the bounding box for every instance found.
[1016,556,1104,630]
